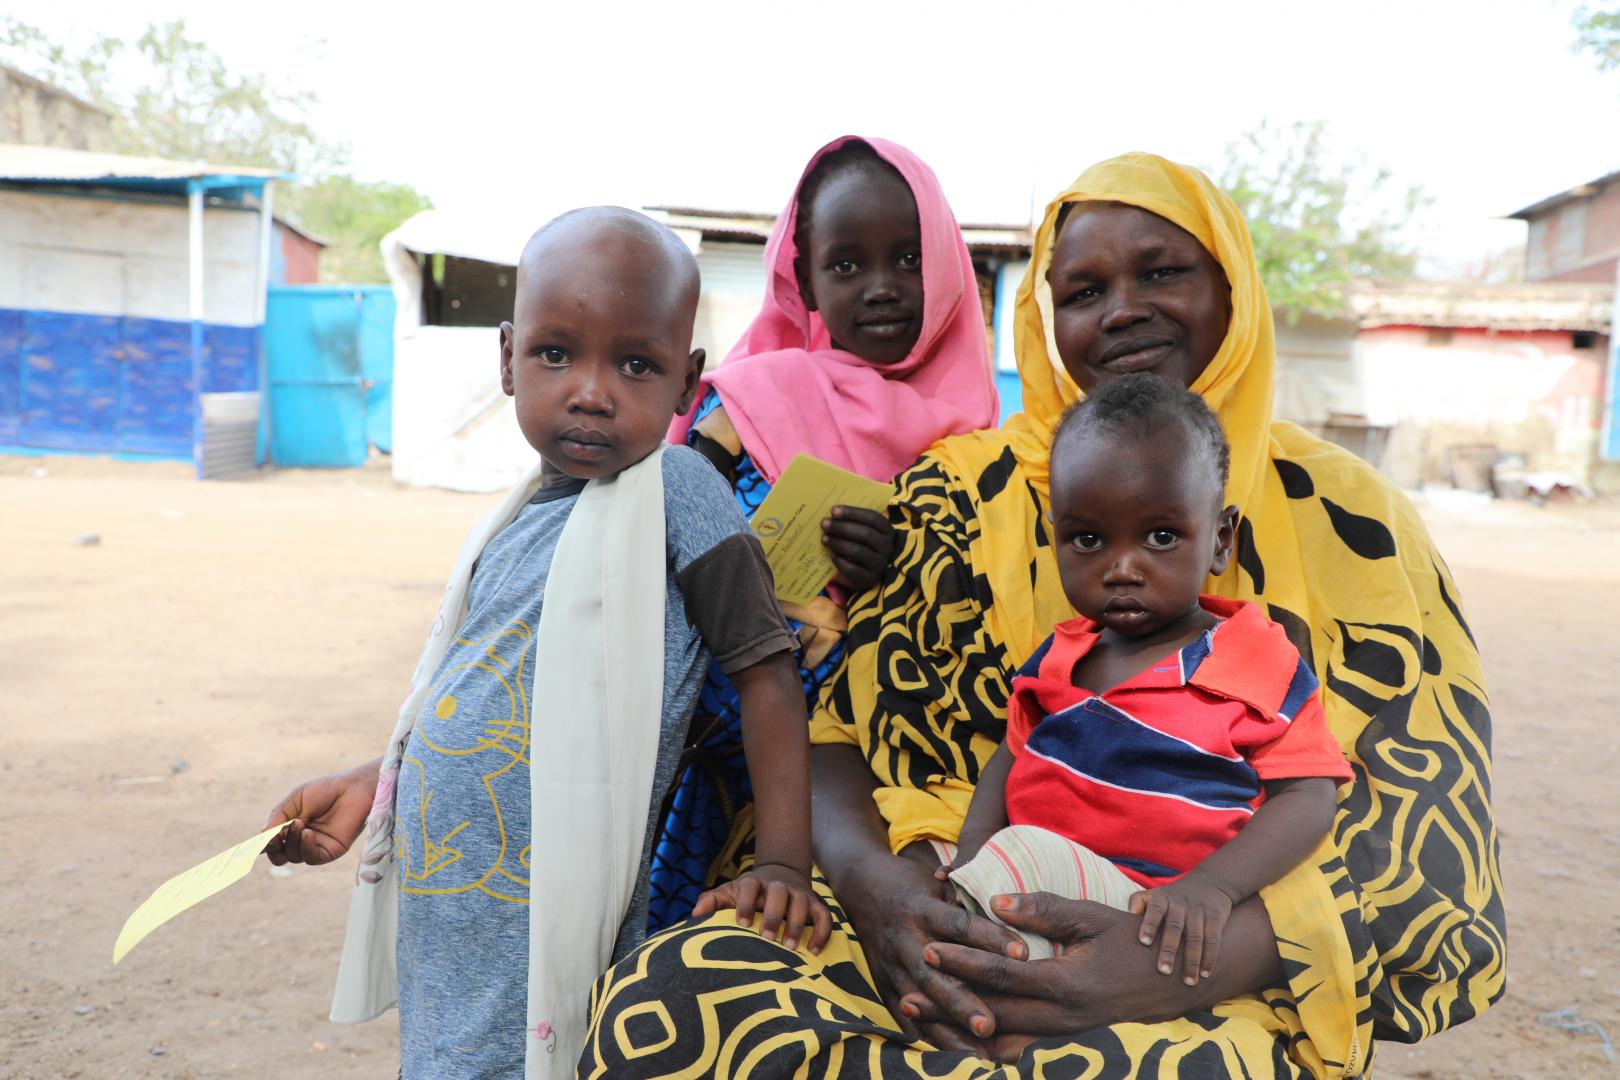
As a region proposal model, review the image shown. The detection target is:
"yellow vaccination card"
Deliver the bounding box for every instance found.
[113,822,290,964]
[751,454,892,606]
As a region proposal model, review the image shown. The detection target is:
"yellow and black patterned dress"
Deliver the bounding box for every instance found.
[581,155,1504,1078]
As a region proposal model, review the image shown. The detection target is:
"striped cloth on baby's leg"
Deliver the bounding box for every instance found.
[945,824,1141,960]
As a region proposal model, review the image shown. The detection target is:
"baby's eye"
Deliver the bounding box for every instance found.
[1145,529,1180,549]
[830,259,859,276]
[1071,533,1102,552]
[620,357,657,377]
[538,347,569,366]
[898,251,921,271]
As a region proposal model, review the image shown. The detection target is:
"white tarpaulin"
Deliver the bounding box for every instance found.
[381,209,705,492]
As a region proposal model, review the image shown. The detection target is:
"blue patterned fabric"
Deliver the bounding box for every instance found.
[646,390,846,931]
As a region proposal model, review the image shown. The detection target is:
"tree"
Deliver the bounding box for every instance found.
[278,177,431,283]
[1574,3,1620,71]
[0,17,426,281]
[1216,121,1425,318]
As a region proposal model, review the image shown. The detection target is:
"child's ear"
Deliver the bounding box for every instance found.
[499,322,517,397]
[794,257,818,312]
[1209,504,1240,576]
[675,347,707,415]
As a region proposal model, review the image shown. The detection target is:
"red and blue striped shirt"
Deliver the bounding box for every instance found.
[1004,596,1353,887]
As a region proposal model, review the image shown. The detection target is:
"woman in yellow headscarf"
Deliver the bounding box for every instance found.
[581,154,1504,1078]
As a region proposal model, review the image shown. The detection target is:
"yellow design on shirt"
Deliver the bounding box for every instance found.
[398,620,534,904]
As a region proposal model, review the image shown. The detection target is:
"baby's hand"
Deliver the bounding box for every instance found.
[821,505,895,592]
[1130,870,1242,985]
[692,863,833,953]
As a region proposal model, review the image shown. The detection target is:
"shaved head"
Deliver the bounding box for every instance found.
[500,205,708,480]
[517,205,700,321]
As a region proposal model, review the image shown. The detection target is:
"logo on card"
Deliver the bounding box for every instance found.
[754,517,783,539]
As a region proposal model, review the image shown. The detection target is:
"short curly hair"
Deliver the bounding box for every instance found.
[1051,373,1229,492]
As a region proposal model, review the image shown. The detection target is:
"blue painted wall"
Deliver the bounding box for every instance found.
[996,370,1023,423]
[0,306,258,458]
[1604,330,1620,461]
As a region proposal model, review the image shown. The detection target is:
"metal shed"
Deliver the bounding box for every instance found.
[0,143,285,477]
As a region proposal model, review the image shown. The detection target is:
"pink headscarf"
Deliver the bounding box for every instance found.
[668,135,999,484]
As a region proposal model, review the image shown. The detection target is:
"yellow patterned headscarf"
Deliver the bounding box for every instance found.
[933,152,1305,662]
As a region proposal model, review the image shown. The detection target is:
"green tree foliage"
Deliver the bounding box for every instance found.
[1574,3,1620,70]
[278,177,431,283]
[1,16,427,281]
[1217,121,1425,318]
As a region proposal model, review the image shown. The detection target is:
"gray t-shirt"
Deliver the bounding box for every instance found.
[394,446,793,1079]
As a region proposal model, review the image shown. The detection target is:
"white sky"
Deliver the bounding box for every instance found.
[18,0,1620,271]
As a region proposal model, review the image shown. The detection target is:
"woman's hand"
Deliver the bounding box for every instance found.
[822,506,895,592]
[839,847,1026,1053]
[262,758,381,866]
[905,891,1283,1062]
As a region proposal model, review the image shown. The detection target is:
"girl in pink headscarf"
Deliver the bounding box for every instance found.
[651,136,999,930]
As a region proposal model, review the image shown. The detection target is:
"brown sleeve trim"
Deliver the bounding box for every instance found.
[676,532,796,673]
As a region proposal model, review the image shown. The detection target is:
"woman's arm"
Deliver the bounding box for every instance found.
[810,744,1019,1051]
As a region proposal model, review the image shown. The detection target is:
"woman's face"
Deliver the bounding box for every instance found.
[1046,202,1231,394]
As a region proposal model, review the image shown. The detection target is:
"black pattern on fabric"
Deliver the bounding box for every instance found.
[1275,458,1315,499]
[1237,516,1266,593]
[583,441,1503,1077]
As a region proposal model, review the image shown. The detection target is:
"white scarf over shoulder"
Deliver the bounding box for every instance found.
[329,445,668,1079]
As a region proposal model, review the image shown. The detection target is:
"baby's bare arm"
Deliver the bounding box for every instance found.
[1198,776,1339,902]
[1135,776,1338,982]
[941,742,1014,876]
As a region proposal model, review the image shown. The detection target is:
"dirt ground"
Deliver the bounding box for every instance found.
[2,455,1616,1079]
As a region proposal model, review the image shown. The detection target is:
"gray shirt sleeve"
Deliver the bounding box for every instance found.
[677,533,796,672]
[662,445,796,673]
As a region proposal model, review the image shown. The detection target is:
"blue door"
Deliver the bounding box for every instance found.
[265,286,395,467]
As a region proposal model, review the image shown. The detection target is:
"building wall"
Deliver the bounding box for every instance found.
[992,259,1031,420]
[0,189,263,322]
[692,241,769,363]
[0,67,113,151]
[0,188,266,456]
[1540,257,1620,285]
[1526,181,1620,283]
[276,224,322,285]
[1355,325,1607,487]
[1273,315,1361,424]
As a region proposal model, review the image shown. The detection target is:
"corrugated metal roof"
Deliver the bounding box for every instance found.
[1505,167,1620,220]
[648,205,1033,256]
[1349,279,1613,334]
[273,215,330,248]
[0,142,284,186]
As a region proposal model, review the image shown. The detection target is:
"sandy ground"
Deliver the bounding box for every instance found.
[2,455,1616,1079]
